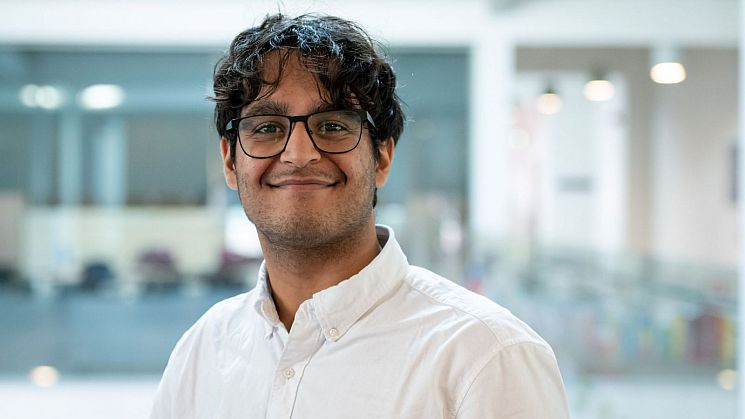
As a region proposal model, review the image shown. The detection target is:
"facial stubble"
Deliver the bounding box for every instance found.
[235,154,378,256]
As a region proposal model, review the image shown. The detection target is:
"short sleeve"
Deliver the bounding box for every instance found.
[454,342,570,419]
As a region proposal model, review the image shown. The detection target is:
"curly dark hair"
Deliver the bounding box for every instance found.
[212,13,405,161]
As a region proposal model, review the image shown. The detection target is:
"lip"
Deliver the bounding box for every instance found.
[269,178,337,190]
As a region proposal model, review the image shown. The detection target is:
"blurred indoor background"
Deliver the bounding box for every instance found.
[0,0,740,418]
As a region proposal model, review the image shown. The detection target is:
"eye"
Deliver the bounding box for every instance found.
[239,116,288,139]
[318,121,348,133]
[254,122,284,135]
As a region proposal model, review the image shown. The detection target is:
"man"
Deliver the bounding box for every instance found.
[150,14,569,419]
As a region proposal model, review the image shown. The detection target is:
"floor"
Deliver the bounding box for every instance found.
[0,374,736,419]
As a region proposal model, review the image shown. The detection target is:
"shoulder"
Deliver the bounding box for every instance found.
[150,290,258,418]
[401,266,551,352]
[399,267,568,417]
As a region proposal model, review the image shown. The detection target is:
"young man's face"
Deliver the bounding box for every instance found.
[220,53,394,249]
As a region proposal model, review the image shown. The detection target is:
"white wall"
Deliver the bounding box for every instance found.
[21,208,226,288]
[650,49,739,265]
[509,71,629,253]
[514,47,738,266]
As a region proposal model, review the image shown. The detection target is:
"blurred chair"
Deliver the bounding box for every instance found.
[138,248,181,292]
[207,249,261,289]
[0,265,14,286]
[79,261,115,292]
[0,265,29,292]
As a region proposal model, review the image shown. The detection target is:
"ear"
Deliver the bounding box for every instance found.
[220,137,238,190]
[374,138,395,188]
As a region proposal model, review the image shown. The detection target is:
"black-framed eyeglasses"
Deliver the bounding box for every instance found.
[225,110,376,159]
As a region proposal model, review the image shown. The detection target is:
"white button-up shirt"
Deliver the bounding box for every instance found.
[150,226,569,419]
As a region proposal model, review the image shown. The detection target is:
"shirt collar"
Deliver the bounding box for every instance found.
[311,225,408,342]
[253,261,281,338]
[250,225,409,342]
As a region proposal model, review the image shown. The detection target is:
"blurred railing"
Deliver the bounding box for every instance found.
[0,235,737,379]
[486,246,737,377]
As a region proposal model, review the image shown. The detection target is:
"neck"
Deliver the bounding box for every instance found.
[260,221,382,331]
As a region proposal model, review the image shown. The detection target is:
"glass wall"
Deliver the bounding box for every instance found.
[0,46,470,372]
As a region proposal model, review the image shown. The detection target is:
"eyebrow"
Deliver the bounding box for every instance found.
[243,100,286,116]
[242,100,337,117]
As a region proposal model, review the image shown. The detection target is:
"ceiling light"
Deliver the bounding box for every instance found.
[36,85,64,110]
[650,45,687,84]
[584,79,615,102]
[19,84,38,107]
[650,62,687,84]
[29,365,60,388]
[79,84,125,110]
[536,87,562,115]
[717,369,737,391]
[19,84,64,110]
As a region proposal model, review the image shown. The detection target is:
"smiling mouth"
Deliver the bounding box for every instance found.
[268,178,338,190]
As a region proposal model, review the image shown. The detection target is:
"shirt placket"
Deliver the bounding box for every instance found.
[265,303,325,419]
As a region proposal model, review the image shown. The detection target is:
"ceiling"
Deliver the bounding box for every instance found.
[0,0,738,49]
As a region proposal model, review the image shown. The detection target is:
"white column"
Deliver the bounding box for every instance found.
[468,20,514,247]
[29,116,55,205]
[592,74,629,253]
[57,109,83,205]
[91,116,127,206]
[737,0,745,416]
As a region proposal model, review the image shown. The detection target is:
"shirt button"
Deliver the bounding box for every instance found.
[328,328,339,338]
[283,368,295,379]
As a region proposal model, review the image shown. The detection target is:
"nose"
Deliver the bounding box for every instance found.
[279,121,321,167]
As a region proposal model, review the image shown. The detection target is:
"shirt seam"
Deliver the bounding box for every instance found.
[402,270,552,415]
[403,269,548,350]
[450,340,554,418]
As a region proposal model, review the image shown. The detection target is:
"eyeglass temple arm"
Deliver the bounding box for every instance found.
[364,111,376,129]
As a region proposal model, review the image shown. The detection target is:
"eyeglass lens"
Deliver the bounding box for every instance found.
[237,110,363,157]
